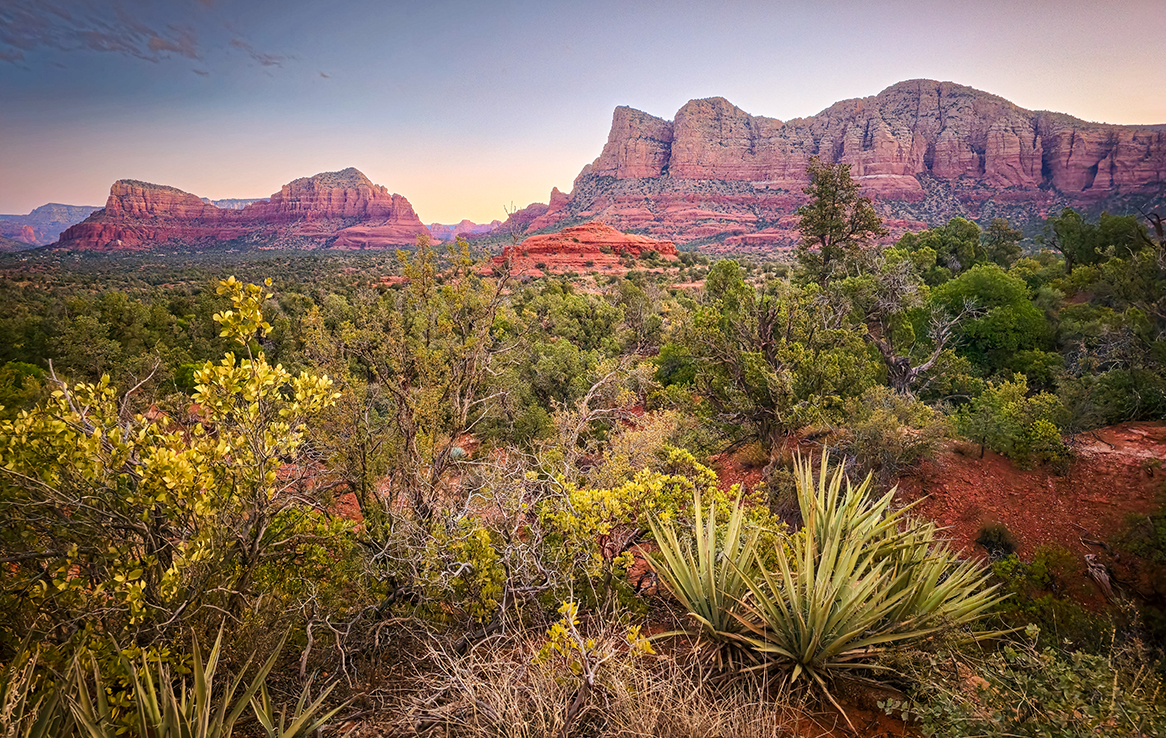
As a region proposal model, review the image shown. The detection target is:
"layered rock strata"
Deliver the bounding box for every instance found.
[502,80,1166,248]
[0,203,102,246]
[53,168,429,251]
[494,221,677,275]
[429,219,503,242]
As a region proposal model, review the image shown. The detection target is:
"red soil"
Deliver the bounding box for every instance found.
[897,422,1165,563]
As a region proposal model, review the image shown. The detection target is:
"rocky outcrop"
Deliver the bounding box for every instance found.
[429,219,503,242]
[503,80,1166,248]
[202,197,264,210]
[52,168,430,251]
[494,221,677,275]
[0,203,102,246]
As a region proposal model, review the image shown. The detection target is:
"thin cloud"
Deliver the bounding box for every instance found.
[0,1,283,68]
[148,25,199,60]
[230,37,285,67]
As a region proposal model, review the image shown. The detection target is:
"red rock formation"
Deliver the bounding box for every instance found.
[0,203,103,246]
[494,221,677,275]
[53,168,430,251]
[502,80,1166,248]
[428,219,503,242]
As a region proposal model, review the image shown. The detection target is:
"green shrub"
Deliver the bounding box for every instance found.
[989,546,1108,651]
[975,522,1017,559]
[956,375,1071,468]
[842,386,949,485]
[883,633,1166,738]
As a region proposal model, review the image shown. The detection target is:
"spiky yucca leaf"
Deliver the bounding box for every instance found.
[251,677,346,738]
[648,488,761,642]
[66,628,343,738]
[732,453,1004,708]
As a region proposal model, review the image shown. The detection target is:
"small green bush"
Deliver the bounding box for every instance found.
[975,522,1017,559]
[956,375,1071,468]
[842,386,949,486]
[883,634,1166,738]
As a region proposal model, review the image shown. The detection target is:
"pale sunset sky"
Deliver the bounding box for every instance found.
[2,0,1164,223]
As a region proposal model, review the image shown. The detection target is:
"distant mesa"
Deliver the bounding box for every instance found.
[0,203,103,247]
[499,79,1166,249]
[50,167,430,251]
[201,197,266,210]
[494,221,677,275]
[428,219,503,242]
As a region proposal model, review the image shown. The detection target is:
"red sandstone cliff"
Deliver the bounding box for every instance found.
[494,221,677,275]
[504,80,1166,248]
[53,168,430,251]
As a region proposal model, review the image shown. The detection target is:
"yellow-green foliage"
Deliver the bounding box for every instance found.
[0,277,342,660]
[417,517,507,623]
[534,601,654,670]
[540,448,776,598]
[585,410,680,489]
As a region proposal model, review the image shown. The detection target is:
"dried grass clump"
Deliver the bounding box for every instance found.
[406,628,797,738]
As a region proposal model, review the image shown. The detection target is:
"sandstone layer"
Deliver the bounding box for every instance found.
[502,80,1166,248]
[429,219,503,242]
[0,203,102,246]
[494,221,677,276]
[52,168,430,251]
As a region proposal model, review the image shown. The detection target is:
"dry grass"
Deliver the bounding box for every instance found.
[387,626,802,738]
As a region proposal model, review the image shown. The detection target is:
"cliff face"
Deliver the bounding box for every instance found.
[0,203,102,246]
[52,168,430,251]
[508,80,1166,248]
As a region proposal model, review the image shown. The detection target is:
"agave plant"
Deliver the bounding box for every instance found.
[734,453,1004,711]
[648,488,764,666]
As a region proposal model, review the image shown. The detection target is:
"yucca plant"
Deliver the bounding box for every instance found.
[648,488,763,667]
[69,629,346,738]
[1,649,77,738]
[650,452,1006,720]
[250,678,345,738]
[733,453,1005,714]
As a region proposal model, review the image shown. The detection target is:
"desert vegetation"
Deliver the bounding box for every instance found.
[1,161,1165,736]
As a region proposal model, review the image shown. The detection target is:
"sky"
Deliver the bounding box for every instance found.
[2,0,1165,224]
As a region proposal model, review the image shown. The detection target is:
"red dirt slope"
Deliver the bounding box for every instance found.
[897,422,1165,562]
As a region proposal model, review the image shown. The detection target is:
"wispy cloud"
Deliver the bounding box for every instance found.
[0,0,287,72]
[148,25,199,60]
[0,0,201,64]
[229,37,285,67]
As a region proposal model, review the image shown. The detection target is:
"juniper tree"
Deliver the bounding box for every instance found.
[794,156,888,286]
